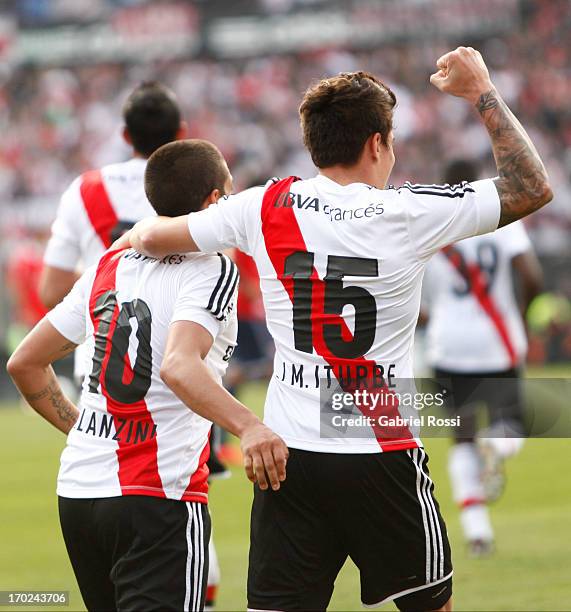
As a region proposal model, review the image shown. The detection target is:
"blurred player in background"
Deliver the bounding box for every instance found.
[39,80,185,389]
[39,81,186,313]
[422,159,543,556]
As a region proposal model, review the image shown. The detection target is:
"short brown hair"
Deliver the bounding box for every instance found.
[299,71,396,168]
[145,139,229,217]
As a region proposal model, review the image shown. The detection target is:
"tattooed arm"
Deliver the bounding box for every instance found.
[475,89,552,225]
[7,319,79,434]
[430,46,552,226]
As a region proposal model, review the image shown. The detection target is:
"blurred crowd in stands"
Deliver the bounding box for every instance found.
[0,0,570,365]
[0,0,569,250]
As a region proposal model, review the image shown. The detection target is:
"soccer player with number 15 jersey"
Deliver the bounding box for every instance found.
[125,48,552,611]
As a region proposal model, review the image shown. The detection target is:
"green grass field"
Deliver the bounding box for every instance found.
[1,379,570,611]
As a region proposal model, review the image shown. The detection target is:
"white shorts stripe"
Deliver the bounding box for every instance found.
[418,449,438,581]
[196,505,205,609]
[192,504,201,611]
[184,502,194,612]
[408,448,431,582]
[183,502,208,611]
[420,451,445,579]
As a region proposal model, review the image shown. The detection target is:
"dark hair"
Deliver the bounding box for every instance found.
[145,139,229,217]
[444,159,480,185]
[123,81,181,158]
[299,71,396,168]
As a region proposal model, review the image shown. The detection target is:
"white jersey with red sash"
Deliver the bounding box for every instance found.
[424,221,532,373]
[44,158,156,379]
[44,158,155,270]
[47,248,238,502]
[186,175,501,453]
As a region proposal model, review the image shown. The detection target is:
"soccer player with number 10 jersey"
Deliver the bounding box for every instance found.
[8,141,288,611]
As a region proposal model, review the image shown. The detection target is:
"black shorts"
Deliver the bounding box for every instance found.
[58,496,210,612]
[248,448,452,611]
[434,367,525,443]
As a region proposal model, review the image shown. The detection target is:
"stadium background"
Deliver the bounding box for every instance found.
[0,1,569,610]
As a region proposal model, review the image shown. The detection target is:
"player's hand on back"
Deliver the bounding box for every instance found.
[241,422,289,491]
[430,46,494,104]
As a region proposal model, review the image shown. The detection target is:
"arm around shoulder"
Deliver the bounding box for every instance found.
[131,216,200,258]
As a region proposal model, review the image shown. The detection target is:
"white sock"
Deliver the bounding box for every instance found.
[460,504,494,542]
[448,443,494,541]
[448,443,486,506]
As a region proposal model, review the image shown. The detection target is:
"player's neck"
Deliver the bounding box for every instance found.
[318,163,388,190]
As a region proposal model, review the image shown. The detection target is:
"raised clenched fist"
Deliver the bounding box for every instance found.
[430,46,494,104]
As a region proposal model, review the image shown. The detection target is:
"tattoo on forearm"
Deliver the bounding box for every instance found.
[51,385,77,427]
[476,90,498,113]
[24,388,50,402]
[476,89,551,225]
[25,382,78,429]
[59,341,77,353]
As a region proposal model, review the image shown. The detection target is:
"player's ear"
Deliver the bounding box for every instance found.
[122,126,132,146]
[369,132,383,161]
[176,121,188,140]
[200,188,221,210]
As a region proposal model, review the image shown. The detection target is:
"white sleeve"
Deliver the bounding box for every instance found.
[171,254,239,341]
[186,187,263,256]
[43,177,83,271]
[46,267,94,345]
[403,179,501,260]
[497,220,533,259]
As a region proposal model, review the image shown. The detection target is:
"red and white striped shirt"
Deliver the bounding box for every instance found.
[44,158,155,271]
[44,158,156,379]
[48,248,238,502]
[423,221,532,372]
[186,176,501,454]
